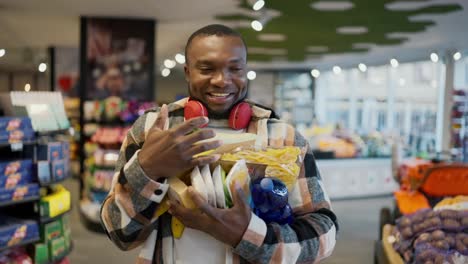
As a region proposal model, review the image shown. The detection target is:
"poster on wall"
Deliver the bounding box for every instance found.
[55,47,79,97]
[80,17,155,101]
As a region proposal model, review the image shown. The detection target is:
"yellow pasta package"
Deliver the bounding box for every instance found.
[221,146,302,191]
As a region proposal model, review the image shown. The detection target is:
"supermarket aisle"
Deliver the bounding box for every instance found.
[65,177,392,263]
[64,179,139,263]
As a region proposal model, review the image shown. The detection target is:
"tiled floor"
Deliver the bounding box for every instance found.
[65,178,393,263]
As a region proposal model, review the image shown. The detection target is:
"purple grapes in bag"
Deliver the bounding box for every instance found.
[251,177,293,225]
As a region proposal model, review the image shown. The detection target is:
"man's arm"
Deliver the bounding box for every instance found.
[233,131,339,263]
[100,112,169,251]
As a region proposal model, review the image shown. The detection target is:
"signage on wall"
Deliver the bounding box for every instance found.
[80,17,155,101]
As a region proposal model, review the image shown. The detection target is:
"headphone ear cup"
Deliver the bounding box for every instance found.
[184,100,208,127]
[229,102,252,130]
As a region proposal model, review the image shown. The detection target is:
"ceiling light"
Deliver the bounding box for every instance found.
[247,70,256,80]
[164,59,176,69]
[0,49,5,58]
[430,53,439,63]
[24,83,31,92]
[311,1,354,11]
[390,58,399,68]
[253,0,265,11]
[161,68,171,77]
[333,66,342,74]
[311,69,320,78]
[251,20,263,31]
[358,63,367,72]
[453,52,462,61]
[38,63,47,72]
[336,26,368,35]
[175,53,186,64]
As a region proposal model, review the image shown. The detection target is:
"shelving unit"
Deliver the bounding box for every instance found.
[0,92,74,263]
[79,97,156,232]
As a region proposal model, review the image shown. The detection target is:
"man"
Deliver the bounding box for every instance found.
[101,24,338,264]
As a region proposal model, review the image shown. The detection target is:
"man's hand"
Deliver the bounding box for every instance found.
[168,185,252,247]
[138,104,222,180]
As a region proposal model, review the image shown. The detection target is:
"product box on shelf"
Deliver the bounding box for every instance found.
[0,129,35,144]
[0,159,33,176]
[37,142,64,162]
[0,117,33,132]
[28,243,49,264]
[0,160,34,189]
[51,159,66,181]
[40,220,62,243]
[39,185,71,219]
[48,235,66,261]
[89,190,108,204]
[37,161,52,184]
[0,184,40,203]
[0,215,39,249]
[0,248,33,264]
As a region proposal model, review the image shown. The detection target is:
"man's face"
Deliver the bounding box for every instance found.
[185,35,248,115]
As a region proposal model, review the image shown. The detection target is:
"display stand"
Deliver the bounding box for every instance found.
[0,92,73,263]
[78,98,155,233]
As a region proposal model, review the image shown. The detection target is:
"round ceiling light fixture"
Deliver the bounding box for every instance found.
[333,66,342,74]
[430,53,439,63]
[358,63,367,72]
[247,70,257,80]
[253,0,265,11]
[161,68,171,77]
[251,20,263,31]
[310,69,320,78]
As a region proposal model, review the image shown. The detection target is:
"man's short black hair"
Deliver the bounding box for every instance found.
[184,24,247,63]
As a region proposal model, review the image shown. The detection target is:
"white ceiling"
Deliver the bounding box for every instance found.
[0,0,467,71]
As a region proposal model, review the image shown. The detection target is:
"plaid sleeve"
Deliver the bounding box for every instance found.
[100,111,169,251]
[233,128,339,263]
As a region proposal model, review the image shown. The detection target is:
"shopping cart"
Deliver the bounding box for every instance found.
[374,159,468,264]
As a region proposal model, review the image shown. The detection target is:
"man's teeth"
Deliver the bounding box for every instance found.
[211,93,229,97]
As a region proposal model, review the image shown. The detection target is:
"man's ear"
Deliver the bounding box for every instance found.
[184,64,190,82]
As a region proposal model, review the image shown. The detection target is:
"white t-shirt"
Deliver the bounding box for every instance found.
[173,125,245,264]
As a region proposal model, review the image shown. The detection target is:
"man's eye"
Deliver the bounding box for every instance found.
[200,68,213,73]
[230,67,243,72]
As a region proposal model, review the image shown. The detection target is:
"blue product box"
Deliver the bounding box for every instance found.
[0,215,39,249]
[62,141,70,158]
[37,142,63,162]
[0,117,33,132]
[0,184,40,203]
[89,191,107,204]
[0,129,35,144]
[0,160,33,177]
[37,161,52,184]
[51,160,66,181]
[0,170,34,189]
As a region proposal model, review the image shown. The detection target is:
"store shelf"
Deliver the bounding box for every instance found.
[39,174,72,187]
[0,196,40,208]
[0,237,40,253]
[39,210,71,224]
[36,129,70,136]
[0,141,37,150]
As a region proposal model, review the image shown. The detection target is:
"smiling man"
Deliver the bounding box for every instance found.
[100,24,338,264]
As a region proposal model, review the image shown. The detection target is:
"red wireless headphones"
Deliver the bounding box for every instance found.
[184,98,252,130]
